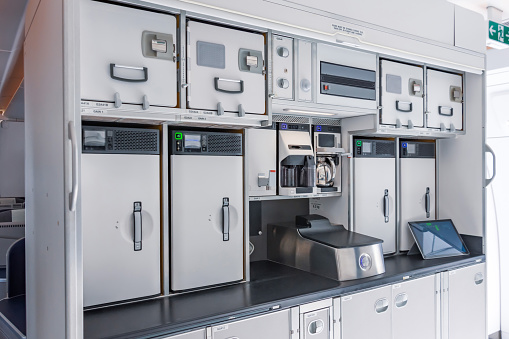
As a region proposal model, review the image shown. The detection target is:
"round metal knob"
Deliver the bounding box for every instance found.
[277,46,290,58]
[300,78,311,92]
[277,78,290,89]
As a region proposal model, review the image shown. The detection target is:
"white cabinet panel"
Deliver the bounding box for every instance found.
[297,40,313,102]
[80,1,177,107]
[187,21,265,114]
[211,310,291,339]
[246,128,277,196]
[392,275,437,339]
[380,60,424,128]
[427,69,463,131]
[447,263,486,339]
[163,328,206,339]
[272,35,294,100]
[341,286,392,339]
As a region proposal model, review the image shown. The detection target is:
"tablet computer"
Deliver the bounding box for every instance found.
[408,219,469,259]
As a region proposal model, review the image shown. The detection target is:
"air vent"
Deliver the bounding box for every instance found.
[114,130,159,153]
[311,117,341,126]
[272,115,310,124]
[207,134,242,154]
[375,141,396,156]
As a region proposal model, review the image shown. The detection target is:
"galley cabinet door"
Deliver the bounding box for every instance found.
[353,157,396,254]
[82,154,161,307]
[162,328,206,339]
[80,0,177,107]
[302,308,330,339]
[272,35,294,100]
[297,39,313,102]
[170,155,244,291]
[211,310,291,339]
[400,158,436,251]
[187,21,266,114]
[447,263,486,339]
[341,286,392,339]
[246,128,277,196]
[427,69,463,130]
[392,275,437,339]
[380,60,424,127]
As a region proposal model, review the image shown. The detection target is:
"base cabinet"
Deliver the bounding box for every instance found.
[211,309,291,339]
[445,263,486,339]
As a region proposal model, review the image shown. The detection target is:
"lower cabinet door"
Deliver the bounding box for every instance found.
[302,308,330,339]
[211,310,291,339]
[448,263,486,339]
[163,328,206,339]
[341,286,392,339]
[392,275,437,339]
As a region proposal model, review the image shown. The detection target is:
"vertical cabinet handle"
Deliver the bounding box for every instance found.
[383,189,389,223]
[425,187,431,218]
[68,121,78,212]
[133,202,142,251]
[485,144,496,187]
[394,293,408,308]
[375,298,389,313]
[223,198,230,241]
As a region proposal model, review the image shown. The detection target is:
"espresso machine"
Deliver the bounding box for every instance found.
[278,123,316,196]
[313,125,344,193]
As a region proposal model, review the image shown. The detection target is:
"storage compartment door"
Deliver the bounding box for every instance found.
[171,155,243,291]
[246,128,277,196]
[427,70,463,130]
[82,154,161,307]
[392,275,437,339]
[380,60,424,127]
[302,308,330,339]
[211,310,290,339]
[341,286,392,339]
[447,263,486,339]
[353,158,396,254]
[272,35,294,100]
[80,1,177,107]
[187,21,265,114]
[400,158,436,251]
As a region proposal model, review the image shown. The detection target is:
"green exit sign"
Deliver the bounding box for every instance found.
[488,20,509,45]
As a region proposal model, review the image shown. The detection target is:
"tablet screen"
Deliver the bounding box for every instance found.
[408,219,469,259]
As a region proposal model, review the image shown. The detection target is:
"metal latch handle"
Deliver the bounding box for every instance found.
[223,198,230,241]
[214,78,244,94]
[438,106,453,116]
[110,64,148,83]
[396,101,413,113]
[133,202,142,251]
[425,187,431,218]
[384,189,389,223]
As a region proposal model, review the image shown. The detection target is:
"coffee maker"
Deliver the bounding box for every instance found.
[278,123,316,196]
[313,125,343,193]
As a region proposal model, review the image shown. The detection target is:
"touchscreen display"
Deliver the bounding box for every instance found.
[408,219,469,259]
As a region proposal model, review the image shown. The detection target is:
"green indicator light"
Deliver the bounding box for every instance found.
[435,225,440,231]
[426,223,432,226]
[356,140,362,146]
[175,132,183,140]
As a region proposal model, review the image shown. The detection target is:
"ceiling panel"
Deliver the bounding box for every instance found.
[0,0,27,51]
[449,0,509,21]
[4,87,24,119]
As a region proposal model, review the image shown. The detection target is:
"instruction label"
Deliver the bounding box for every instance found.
[332,24,364,37]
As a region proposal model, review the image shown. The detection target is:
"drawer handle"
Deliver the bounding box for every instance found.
[396,101,412,112]
[474,272,484,285]
[438,106,453,116]
[110,64,148,83]
[375,298,389,313]
[395,293,408,308]
[133,202,142,251]
[308,319,325,335]
[214,77,244,94]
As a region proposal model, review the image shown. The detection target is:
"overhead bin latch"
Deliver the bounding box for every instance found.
[450,86,463,102]
[409,79,423,96]
[238,49,264,74]
[142,31,175,61]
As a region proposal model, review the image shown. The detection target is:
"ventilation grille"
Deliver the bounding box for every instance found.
[207,134,242,154]
[375,141,396,156]
[272,115,310,124]
[312,117,341,126]
[113,130,159,152]
[321,75,376,89]
[417,143,435,157]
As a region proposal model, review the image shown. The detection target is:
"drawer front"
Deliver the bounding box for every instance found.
[380,60,424,127]
[211,310,290,339]
[187,21,266,114]
[427,69,463,130]
[80,0,177,107]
